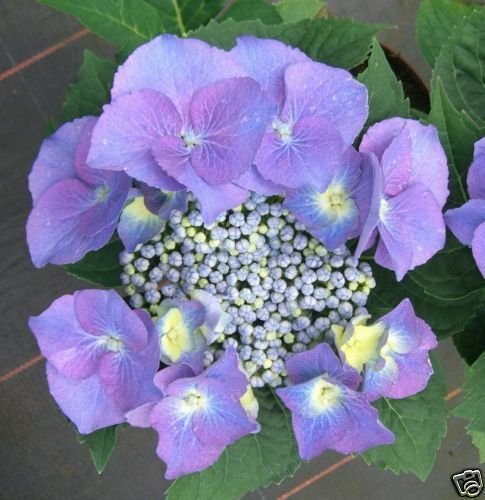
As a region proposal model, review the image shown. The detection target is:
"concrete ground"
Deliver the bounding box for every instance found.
[0,1,478,499]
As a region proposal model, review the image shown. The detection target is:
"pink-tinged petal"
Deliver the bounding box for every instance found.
[445,200,485,246]
[255,116,344,190]
[235,165,283,195]
[378,183,446,280]
[360,118,449,207]
[189,77,276,185]
[112,34,245,118]
[174,164,248,224]
[230,36,309,108]
[380,127,412,196]
[26,179,116,267]
[153,365,195,394]
[468,138,485,199]
[98,320,160,411]
[355,153,383,258]
[29,117,90,204]
[29,294,102,379]
[87,89,183,190]
[281,62,368,146]
[472,222,485,278]
[118,195,164,252]
[125,402,157,428]
[151,397,224,479]
[383,350,434,399]
[46,363,125,435]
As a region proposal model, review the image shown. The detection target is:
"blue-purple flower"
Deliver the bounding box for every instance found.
[333,299,437,401]
[277,344,394,460]
[445,137,485,278]
[355,118,449,280]
[154,290,231,373]
[284,147,372,249]
[87,35,276,223]
[29,289,160,434]
[231,37,368,191]
[26,117,131,267]
[128,350,258,479]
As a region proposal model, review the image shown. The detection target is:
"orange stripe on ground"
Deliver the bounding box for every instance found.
[278,386,463,499]
[0,354,43,384]
[0,28,89,82]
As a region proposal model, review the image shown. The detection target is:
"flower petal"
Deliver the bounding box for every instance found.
[112,34,245,118]
[29,294,102,379]
[468,137,485,199]
[29,117,90,204]
[255,116,344,190]
[46,363,125,435]
[230,36,309,108]
[87,89,183,190]
[445,199,485,246]
[281,61,368,146]
[118,195,164,252]
[472,221,485,278]
[189,77,277,185]
[235,165,283,195]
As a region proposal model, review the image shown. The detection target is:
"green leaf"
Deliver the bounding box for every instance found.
[428,79,482,207]
[362,357,447,481]
[453,352,485,434]
[39,0,181,56]
[220,0,282,25]
[275,0,326,23]
[61,50,116,123]
[357,40,410,128]
[433,7,485,127]
[145,0,224,33]
[367,234,485,339]
[469,431,485,463]
[191,18,390,69]
[78,426,118,474]
[416,0,474,68]
[453,307,485,365]
[166,388,300,500]
[65,238,124,287]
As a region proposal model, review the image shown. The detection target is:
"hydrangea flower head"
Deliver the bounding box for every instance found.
[445,137,485,278]
[87,35,277,223]
[334,298,437,401]
[356,118,449,280]
[277,343,394,460]
[27,117,131,267]
[231,37,368,191]
[29,289,160,434]
[284,147,372,249]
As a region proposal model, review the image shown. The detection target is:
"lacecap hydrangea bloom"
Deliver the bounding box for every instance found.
[28,34,446,479]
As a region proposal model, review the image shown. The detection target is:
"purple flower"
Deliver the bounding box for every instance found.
[230,37,368,191]
[26,117,131,267]
[284,147,372,249]
[117,186,187,252]
[276,344,394,460]
[356,118,449,280]
[445,137,485,278]
[87,35,276,223]
[129,350,258,479]
[334,299,437,402]
[155,290,231,373]
[29,289,160,434]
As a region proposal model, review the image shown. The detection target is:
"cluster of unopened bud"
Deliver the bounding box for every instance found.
[120,193,375,387]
